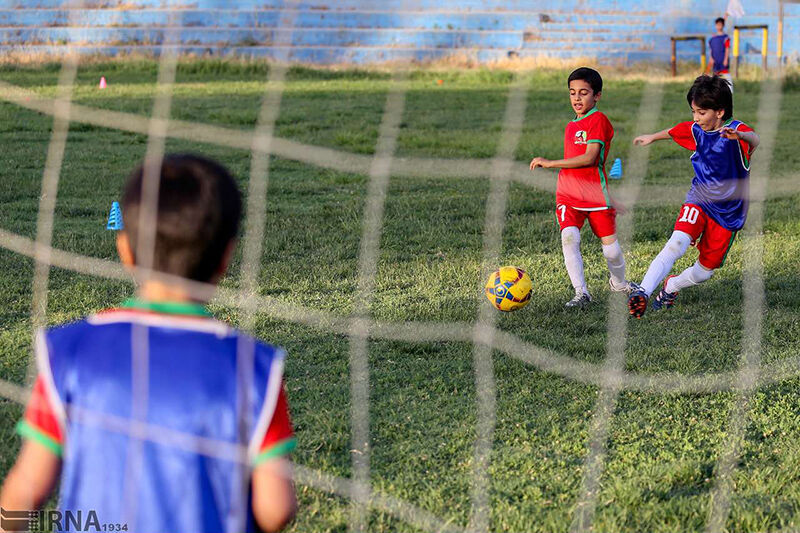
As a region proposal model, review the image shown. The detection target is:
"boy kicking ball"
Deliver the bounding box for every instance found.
[530,67,635,308]
[628,75,760,318]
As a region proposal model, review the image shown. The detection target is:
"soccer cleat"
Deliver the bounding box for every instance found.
[609,278,638,295]
[565,291,592,309]
[651,275,679,311]
[627,289,648,318]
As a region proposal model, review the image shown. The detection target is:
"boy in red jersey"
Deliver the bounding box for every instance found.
[627,75,759,318]
[1,155,297,533]
[530,67,634,308]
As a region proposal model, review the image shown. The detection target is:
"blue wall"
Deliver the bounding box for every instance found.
[0,0,796,66]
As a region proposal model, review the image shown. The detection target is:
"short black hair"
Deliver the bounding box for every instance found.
[568,67,602,94]
[687,74,733,120]
[122,153,242,282]
[715,17,725,25]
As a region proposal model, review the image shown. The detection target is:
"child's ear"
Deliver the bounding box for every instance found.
[595,91,602,100]
[716,108,726,119]
[211,239,237,282]
[116,231,135,268]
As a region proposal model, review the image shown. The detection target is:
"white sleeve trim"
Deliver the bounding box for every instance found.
[247,348,286,461]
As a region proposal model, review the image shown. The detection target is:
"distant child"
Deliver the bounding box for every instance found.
[0,154,297,532]
[628,75,759,318]
[708,17,733,92]
[530,67,635,308]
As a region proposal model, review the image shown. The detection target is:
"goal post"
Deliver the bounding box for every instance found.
[670,35,707,77]
[732,24,769,76]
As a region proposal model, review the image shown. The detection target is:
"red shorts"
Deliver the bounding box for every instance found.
[555,204,616,238]
[673,203,737,269]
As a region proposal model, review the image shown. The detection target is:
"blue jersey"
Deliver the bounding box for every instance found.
[19,300,295,533]
[668,120,754,231]
[709,34,730,73]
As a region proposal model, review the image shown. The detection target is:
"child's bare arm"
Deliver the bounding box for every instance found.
[0,440,61,515]
[722,127,760,152]
[530,142,601,170]
[633,128,672,146]
[251,458,297,533]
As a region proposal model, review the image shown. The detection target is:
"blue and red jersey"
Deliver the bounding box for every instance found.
[668,119,754,231]
[18,299,295,533]
[709,34,730,74]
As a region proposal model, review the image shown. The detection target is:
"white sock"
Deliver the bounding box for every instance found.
[561,226,587,295]
[602,240,626,286]
[640,231,692,296]
[665,261,714,293]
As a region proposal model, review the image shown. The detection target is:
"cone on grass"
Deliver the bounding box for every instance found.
[99,76,107,89]
[106,201,123,231]
[609,158,622,179]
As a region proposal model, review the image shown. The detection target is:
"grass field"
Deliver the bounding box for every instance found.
[1,60,799,532]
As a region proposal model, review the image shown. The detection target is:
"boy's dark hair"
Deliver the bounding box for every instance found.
[122,153,242,282]
[687,74,733,120]
[715,17,725,26]
[568,67,603,94]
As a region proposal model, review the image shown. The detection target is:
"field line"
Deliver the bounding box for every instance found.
[705,76,783,533]
[570,81,664,533]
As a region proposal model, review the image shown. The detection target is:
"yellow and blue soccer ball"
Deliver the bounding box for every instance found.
[485,266,532,312]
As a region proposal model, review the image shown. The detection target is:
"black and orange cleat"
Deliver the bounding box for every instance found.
[628,288,648,319]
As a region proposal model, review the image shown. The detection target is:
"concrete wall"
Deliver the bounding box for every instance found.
[0,0,797,66]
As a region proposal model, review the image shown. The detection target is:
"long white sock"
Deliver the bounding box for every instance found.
[640,231,692,296]
[602,240,626,286]
[665,261,714,293]
[561,226,587,294]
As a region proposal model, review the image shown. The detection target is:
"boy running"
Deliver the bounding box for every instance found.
[628,75,759,318]
[530,67,634,308]
[0,154,297,532]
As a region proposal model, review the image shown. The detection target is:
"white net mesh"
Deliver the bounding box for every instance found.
[0,4,796,533]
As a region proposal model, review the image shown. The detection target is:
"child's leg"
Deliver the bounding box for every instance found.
[665,261,714,293]
[588,209,627,288]
[600,235,626,286]
[640,230,692,295]
[663,217,734,294]
[561,226,588,295]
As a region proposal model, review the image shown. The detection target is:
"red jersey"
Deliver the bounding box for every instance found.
[555,108,614,210]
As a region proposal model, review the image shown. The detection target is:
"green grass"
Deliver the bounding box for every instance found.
[1,60,799,532]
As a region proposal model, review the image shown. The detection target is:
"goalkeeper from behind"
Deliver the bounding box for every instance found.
[628,75,759,318]
[1,154,297,532]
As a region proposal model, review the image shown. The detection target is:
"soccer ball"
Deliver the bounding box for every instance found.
[485,266,532,312]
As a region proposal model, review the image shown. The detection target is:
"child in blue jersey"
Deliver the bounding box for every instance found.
[1,155,297,532]
[628,75,760,318]
[708,17,733,92]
